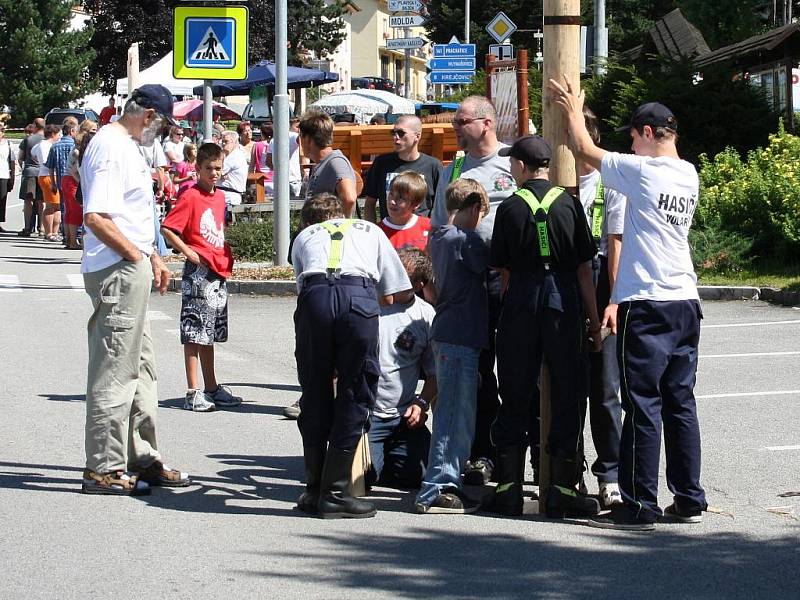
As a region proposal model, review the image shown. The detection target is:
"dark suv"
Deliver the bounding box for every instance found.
[352,77,396,93]
[45,108,99,125]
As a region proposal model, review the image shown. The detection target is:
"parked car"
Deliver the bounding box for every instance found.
[44,108,99,125]
[240,101,294,140]
[352,76,396,93]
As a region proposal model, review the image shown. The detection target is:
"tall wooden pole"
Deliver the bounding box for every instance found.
[539,0,581,513]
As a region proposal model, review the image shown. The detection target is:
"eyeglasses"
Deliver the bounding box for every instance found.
[391,129,408,138]
[452,117,486,127]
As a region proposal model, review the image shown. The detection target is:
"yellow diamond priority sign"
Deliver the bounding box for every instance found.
[486,11,517,45]
[173,5,249,80]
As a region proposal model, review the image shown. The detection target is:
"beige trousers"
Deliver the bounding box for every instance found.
[83,258,161,473]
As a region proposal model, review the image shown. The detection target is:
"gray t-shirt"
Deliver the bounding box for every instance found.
[374,296,436,418]
[430,146,516,244]
[306,149,355,199]
[429,224,490,348]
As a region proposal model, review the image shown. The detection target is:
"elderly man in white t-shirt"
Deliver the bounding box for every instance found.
[219,130,248,219]
[80,84,191,496]
[550,80,707,532]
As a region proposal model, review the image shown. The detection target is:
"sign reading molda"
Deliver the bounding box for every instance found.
[173,5,249,80]
[389,15,426,28]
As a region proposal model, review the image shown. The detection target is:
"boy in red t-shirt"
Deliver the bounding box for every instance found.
[378,172,431,251]
[161,143,242,412]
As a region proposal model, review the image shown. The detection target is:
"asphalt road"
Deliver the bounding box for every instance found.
[0,189,798,599]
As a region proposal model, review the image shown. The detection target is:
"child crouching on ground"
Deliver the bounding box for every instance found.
[414,179,490,514]
[161,142,242,413]
[369,246,437,489]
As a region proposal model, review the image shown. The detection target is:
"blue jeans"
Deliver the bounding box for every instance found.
[415,341,479,506]
[367,414,430,488]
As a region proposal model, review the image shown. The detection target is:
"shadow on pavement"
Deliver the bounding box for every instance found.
[242,526,800,598]
[225,382,302,393]
[39,393,85,402]
[158,396,286,415]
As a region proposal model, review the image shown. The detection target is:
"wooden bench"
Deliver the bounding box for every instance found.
[248,123,460,202]
[331,123,459,176]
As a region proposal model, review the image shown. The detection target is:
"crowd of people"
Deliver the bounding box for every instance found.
[36,83,705,534]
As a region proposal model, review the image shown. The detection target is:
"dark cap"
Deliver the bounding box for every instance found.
[131,84,178,127]
[498,135,552,167]
[616,102,677,133]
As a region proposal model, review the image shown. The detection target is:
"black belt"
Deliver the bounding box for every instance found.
[303,273,374,288]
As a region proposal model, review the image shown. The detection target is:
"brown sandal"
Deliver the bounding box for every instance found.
[136,461,192,487]
[81,469,151,495]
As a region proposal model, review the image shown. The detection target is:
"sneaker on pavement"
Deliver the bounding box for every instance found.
[587,505,656,531]
[599,482,623,509]
[664,502,703,524]
[183,389,215,412]
[416,489,479,514]
[207,384,242,408]
[283,398,301,419]
[463,457,493,486]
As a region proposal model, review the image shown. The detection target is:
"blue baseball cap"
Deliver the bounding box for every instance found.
[131,84,179,127]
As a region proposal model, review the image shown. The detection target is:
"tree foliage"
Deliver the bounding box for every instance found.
[85,0,348,95]
[0,0,97,125]
[583,57,778,165]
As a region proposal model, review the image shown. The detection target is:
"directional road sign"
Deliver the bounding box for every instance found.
[173,5,248,79]
[388,0,424,12]
[432,43,476,58]
[428,71,474,85]
[389,15,426,28]
[386,37,426,50]
[428,57,476,71]
[486,11,517,44]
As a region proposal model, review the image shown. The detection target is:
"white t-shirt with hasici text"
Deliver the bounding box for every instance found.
[600,152,699,303]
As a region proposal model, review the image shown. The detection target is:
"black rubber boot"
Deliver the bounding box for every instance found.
[296,446,326,514]
[317,446,377,519]
[482,446,525,516]
[545,454,600,519]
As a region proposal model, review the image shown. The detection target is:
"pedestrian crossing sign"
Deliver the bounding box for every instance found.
[173,5,248,80]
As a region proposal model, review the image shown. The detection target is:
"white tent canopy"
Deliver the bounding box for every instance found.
[116,52,202,97]
[310,90,416,124]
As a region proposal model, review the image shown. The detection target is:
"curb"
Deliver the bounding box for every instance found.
[166,277,297,296]
[161,280,800,303]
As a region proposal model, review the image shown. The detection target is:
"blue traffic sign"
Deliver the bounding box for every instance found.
[433,43,476,58]
[429,71,474,84]
[186,17,236,69]
[428,57,476,71]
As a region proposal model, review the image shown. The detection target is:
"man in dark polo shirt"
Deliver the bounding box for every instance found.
[363,115,443,222]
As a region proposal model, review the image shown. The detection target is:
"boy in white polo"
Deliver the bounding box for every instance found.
[549,79,707,531]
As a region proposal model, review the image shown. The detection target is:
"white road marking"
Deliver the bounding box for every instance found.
[66,273,84,291]
[165,328,179,334]
[0,274,21,292]
[764,445,800,451]
[702,319,800,329]
[697,390,800,399]
[147,310,171,321]
[700,351,800,359]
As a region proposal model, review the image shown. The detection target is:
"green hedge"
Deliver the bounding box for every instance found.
[225,214,300,262]
[697,123,800,268]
